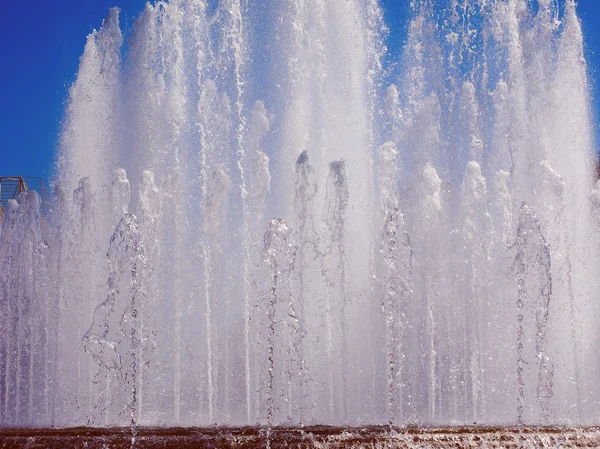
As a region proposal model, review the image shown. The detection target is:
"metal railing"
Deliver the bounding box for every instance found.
[0,176,51,244]
[0,176,48,209]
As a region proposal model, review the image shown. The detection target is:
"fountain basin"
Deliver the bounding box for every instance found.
[0,426,599,448]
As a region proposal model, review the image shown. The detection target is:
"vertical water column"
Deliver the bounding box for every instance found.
[486,11,522,418]
[57,8,123,194]
[15,196,35,426]
[410,164,443,424]
[92,169,131,425]
[394,7,445,423]
[84,214,147,428]
[20,193,43,426]
[396,2,444,173]
[136,171,160,425]
[0,192,46,425]
[322,161,350,422]
[45,185,70,426]
[189,1,223,425]
[205,0,252,423]
[273,0,329,418]
[160,3,188,423]
[536,161,581,421]
[127,1,192,423]
[324,1,379,422]
[0,201,16,425]
[383,85,402,149]
[271,0,379,421]
[191,1,215,423]
[54,6,125,424]
[514,203,553,424]
[548,0,600,421]
[494,0,534,202]
[197,82,233,425]
[364,3,388,420]
[174,0,209,425]
[272,0,327,210]
[443,0,488,172]
[124,5,167,423]
[230,0,252,424]
[520,0,558,172]
[124,3,162,193]
[245,101,272,423]
[33,210,53,427]
[456,83,484,167]
[32,192,51,426]
[53,178,99,425]
[486,170,517,422]
[396,4,444,196]
[57,13,124,333]
[291,151,319,425]
[245,101,271,237]
[443,5,490,422]
[458,161,493,422]
[376,141,413,426]
[256,219,300,425]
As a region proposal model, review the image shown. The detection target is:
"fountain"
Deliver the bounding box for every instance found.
[1,0,600,446]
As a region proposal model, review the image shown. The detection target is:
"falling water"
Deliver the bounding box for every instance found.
[1,0,599,430]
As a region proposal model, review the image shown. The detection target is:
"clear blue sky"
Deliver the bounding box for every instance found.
[1,1,599,180]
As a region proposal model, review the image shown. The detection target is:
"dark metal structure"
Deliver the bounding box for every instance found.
[0,176,48,222]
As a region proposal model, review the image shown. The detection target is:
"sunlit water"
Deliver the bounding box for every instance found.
[1,0,599,431]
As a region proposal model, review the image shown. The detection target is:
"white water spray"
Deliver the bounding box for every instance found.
[1,0,599,429]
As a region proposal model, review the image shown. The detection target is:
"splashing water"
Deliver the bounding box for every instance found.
[1,0,599,429]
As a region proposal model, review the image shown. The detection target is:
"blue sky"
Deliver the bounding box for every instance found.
[1,1,599,180]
